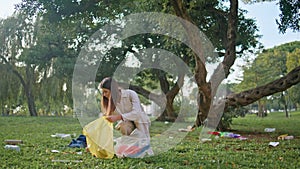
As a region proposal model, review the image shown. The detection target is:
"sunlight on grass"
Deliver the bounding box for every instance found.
[232,111,300,136]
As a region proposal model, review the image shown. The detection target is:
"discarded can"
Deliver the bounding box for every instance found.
[4,145,20,152]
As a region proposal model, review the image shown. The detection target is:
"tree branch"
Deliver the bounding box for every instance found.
[226,66,300,107]
[0,54,26,87]
[118,82,165,106]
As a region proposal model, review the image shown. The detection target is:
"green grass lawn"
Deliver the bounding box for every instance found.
[0,112,299,168]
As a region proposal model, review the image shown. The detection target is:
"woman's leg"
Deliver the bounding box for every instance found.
[135,122,154,155]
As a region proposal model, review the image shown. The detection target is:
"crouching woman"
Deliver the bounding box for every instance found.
[84,77,153,158]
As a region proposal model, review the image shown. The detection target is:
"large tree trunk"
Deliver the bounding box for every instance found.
[169,0,300,131]
[120,72,184,122]
[171,0,216,127]
[154,69,177,121]
[281,92,289,118]
[121,83,166,107]
[156,69,185,121]
[10,66,37,116]
[157,74,184,121]
[24,67,38,116]
[195,0,239,128]
[205,65,300,130]
[208,0,238,130]
[217,67,300,129]
[1,55,38,116]
[25,87,38,116]
[157,96,177,121]
[226,66,300,107]
[257,100,265,117]
[123,83,177,121]
[1,103,9,116]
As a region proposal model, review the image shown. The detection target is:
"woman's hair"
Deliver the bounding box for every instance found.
[99,77,120,115]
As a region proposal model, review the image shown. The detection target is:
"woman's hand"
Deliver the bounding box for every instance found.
[106,115,122,123]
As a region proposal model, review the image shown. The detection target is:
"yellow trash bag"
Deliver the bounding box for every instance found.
[83,116,114,159]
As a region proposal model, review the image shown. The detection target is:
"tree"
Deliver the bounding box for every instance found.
[0,10,77,116]
[0,14,38,116]
[16,0,261,121]
[21,17,78,116]
[14,0,300,130]
[0,65,24,115]
[168,0,241,128]
[286,47,300,110]
[171,0,300,129]
[234,41,300,117]
[233,59,269,117]
[226,66,300,108]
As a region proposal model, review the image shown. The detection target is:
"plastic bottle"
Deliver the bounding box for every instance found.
[264,128,276,132]
[4,145,20,152]
[284,136,294,140]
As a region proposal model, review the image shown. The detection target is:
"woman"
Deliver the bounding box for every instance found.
[99,77,153,157]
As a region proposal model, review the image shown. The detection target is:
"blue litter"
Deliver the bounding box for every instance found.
[68,135,87,148]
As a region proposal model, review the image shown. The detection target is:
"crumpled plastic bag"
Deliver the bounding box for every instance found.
[114,128,151,158]
[83,116,114,159]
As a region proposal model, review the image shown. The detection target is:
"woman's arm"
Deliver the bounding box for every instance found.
[106,114,122,123]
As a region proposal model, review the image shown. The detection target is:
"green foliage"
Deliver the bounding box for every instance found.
[241,0,299,33]
[220,106,250,129]
[231,41,300,121]
[0,67,24,115]
[2,0,295,120]
[17,0,261,61]
[0,10,80,116]
[0,113,300,168]
[286,47,300,108]
[5,0,262,118]
[286,47,300,71]
[277,0,300,33]
[234,41,300,93]
[0,14,38,116]
[185,0,262,58]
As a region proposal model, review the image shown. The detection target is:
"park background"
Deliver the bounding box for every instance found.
[0,0,299,168]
